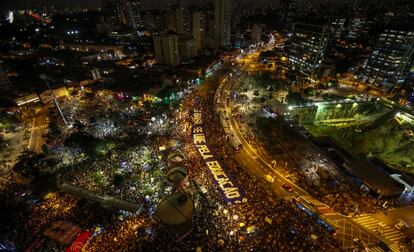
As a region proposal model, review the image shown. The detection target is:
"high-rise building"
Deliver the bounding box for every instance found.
[153,34,180,66]
[165,9,177,32]
[192,12,202,51]
[142,9,165,31]
[0,64,13,93]
[287,23,329,80]
[175,1,185,34]
[279,0,298,22]
[231,3,243,32]
[102,0,118,25]
[126,0,142,29]
[116,0,128,25]
[330,18,346,39]
[192,11,203,53]
[362,30,414,85]
[178,35,195,62]
[251,24,262,43]
[115,0,142,29]
[347,17,366,39]
[215,0,232,47]
[206,10,215,39]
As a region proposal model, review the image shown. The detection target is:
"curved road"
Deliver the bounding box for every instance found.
[214,66,403,251]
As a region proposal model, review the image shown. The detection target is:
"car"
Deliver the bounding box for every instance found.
[263,174,274,183]
[282,184,293,192]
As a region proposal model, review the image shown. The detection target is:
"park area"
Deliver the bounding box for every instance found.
[300,104,414,174]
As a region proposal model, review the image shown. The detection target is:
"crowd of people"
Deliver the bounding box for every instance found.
[1,70,345,252]
[183,93,341,251]
[0,183,116,251]
[63,145,168,205]
[3,65,410,252]
[82,87,343,251]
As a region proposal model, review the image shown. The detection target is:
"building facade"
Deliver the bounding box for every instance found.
[287,23,329,80]
[279,0,298,22]
[214,0,232,47]
[153,34,180,66]
[192,11,203,53]
[0,64,14,93]
[126,0,142,29]
[115,0,142,29]
[362,30,414,86]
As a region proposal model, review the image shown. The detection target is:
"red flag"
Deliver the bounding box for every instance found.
[65,231,92,252]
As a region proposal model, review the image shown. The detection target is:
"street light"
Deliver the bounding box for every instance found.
[39,74,68,126]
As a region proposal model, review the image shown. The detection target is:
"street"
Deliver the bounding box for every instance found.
[27,110,47,152]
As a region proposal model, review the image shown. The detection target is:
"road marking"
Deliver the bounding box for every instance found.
[367,246,385,252]
[299,195,325,207]
[27,117,36,149]
[353,215,406,244]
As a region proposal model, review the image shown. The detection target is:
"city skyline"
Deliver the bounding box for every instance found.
[1,0,276,9]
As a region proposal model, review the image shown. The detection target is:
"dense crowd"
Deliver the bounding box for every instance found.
[82,89,342,251]
[0,73,345,252]
[184,93,342,251]
[0,183,115,251]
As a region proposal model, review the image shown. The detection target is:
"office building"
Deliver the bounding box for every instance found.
[178,35,195,63]
[251,24,262,43]
[347,18,366,39]
[116,0,128,25]
[126,0,142,29]
[102,0,118,25]
[279,0,298,22]
[215,0,232,47]
[192,11,203,53]
[115,0,141,29]
[165,9,177,32]
[330,18,346,39]
[176,2,185,34]
[287,23,329,80]
[153,34,180,66]
[362,30,414,86]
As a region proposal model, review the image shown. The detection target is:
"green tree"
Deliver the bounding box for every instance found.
[112,173,124,187]
[286,92,305,105]
[14,150,47,179]
[41,144,50,155]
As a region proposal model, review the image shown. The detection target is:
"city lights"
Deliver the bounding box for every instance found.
[1,1,413,251]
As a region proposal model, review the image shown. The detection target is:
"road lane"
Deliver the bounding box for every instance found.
[27,112,47,152]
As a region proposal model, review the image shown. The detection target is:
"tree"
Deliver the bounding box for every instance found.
[92,172,105,187]
[286,92,306,105]
[304,87,316,96]
[0,135,6,151]
[48,117,61,136]
[112,173,124,187]
[64,131,100,155]
[143,101,152,111]
[14,150,47,179]
[41,144,50,155]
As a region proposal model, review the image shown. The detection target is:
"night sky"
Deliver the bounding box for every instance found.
[1,0,274,9]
